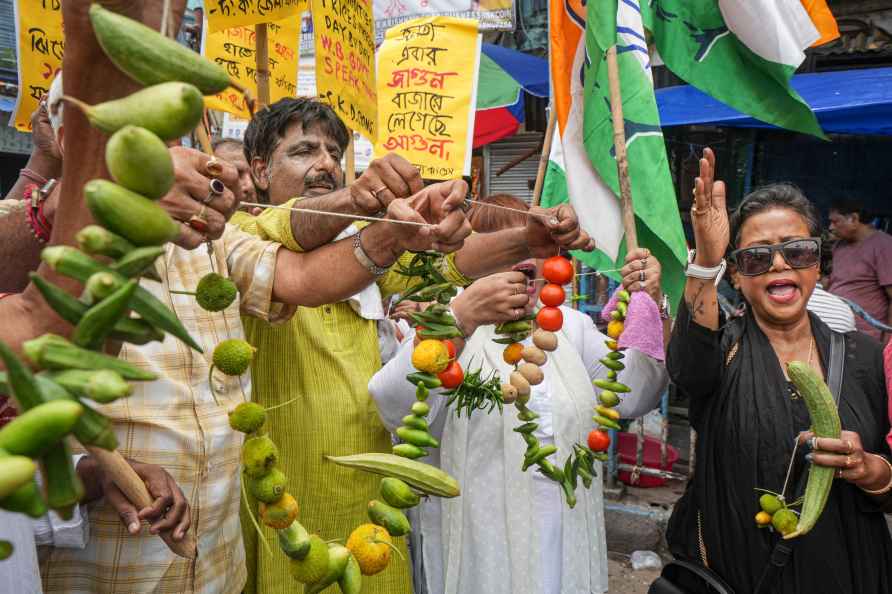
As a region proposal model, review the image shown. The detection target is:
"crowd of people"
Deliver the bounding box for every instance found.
[0,3,891,594]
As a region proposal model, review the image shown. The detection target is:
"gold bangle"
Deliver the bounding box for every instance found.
[860,454,892,495]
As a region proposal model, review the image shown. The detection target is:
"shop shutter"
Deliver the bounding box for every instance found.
[484,132,544,204]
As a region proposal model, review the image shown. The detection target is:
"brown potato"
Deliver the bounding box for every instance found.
[517,362,544,386]
[532,329,558,352]
[509,371,531,396]
[521,345,547,366]
[500,383,518,404]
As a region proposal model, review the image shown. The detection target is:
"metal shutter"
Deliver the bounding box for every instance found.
[483,133,544,204]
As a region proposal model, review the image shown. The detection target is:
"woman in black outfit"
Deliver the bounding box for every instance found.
[665,149,892,594]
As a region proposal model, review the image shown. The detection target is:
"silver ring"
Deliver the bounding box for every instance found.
[515,308,523,319]
[639,270,646,283]
[809,436,819,451]
[204,178,225,204]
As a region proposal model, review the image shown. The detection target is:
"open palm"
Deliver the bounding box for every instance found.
[691,148,729,267]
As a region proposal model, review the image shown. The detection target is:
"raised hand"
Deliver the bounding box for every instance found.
[691,148,729,267]
[526,203,596,258]
[386,179,471,253]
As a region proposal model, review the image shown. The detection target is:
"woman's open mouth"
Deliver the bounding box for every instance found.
[766,279,800,305]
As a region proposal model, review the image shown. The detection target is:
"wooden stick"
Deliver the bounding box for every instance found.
[605,46,638,251]
[85,446,197,559]
[195,112,214,155]
[531,108,558,207]
[254,24,271,108]
[345,131,356,184]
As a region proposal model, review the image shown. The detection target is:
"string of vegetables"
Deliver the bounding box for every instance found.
[497,256,605,509]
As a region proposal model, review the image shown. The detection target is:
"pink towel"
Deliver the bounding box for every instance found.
[601,289,665,362]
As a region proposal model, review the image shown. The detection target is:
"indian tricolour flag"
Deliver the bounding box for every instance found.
[542,0,837,307]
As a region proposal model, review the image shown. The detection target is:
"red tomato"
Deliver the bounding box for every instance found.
[438,361,464,389]
[536,306,563,332]
[539,283,565,307]
[542,256,574,285]
[587,429,611,452]
[442,339,456,360]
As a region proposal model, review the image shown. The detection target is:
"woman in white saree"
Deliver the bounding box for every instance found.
[368,195,671,594]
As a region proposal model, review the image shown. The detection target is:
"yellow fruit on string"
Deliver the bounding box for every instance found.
[606,320,624,340]
[411,339,450,374]
[260,492,299,529]
[755,511,772,526]
[502,342,524,365]
[346,523,397,576]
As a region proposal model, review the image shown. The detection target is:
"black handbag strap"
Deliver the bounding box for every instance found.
[752,331,845,594]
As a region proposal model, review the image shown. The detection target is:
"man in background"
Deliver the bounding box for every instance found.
[212,138,258,205]
[827,200,892,342]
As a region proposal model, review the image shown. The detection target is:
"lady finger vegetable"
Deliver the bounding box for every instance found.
[46,370,132,404]
[0,455,37,499]
[40,440,86,519]
[783,361,842,539]
[110,247,166,280]
[327,453,460,498]
[76,225,135,259]
[24,334,157,381]
[72,279,139,350]
[0,474,47,518]
[0,400,83,457]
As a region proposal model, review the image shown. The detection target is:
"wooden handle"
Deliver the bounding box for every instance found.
[85,446,197,559]
[531,107,558,207]
[254,24,271,108]
[606,45,638,251]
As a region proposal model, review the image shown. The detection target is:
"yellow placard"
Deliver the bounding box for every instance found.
[11,0,65,132]
[374,17,479,180]
[202,18,300,120]
[311,0,376,140]
[206,0,307,33]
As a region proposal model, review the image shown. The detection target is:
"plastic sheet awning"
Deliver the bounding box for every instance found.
[655,67,892,136]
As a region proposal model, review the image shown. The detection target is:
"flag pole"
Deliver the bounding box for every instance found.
[531,106,557,207]
[255,24,271,107]
[605,45,638,251]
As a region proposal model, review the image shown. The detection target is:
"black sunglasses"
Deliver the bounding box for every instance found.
[730,238,822,277]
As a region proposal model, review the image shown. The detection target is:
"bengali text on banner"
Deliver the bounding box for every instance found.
[311,0,377,140]
[374,16,479,180]
[10,0,64,132]
[206,0,307,32]
[202,18,300,120]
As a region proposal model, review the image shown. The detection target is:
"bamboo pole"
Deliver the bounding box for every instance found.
[605,46,638,251]
[86,446,197,559]
[531,107,557,207]
[254,24,271,108]
[345,131,356,184]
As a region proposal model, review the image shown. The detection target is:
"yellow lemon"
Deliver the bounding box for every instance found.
[754,511,772,526]
[411,340,449,374]
[346,523,392,576]
[260,492,299,529]
[606,320,624,340]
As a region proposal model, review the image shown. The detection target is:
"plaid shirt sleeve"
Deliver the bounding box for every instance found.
[222,224,295,324]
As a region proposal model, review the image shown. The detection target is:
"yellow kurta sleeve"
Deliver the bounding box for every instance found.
[232,198,304,252]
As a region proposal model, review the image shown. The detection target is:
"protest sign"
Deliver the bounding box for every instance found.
[206,0,307,32]
[374,0,512,37]
[10,0,64,132]
[374,16,480,179]
[311,0,377,140]
[202,18,300,119]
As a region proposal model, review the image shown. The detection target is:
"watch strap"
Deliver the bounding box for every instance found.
[353,232,388,277]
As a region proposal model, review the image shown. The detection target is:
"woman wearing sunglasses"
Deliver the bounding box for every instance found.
[663,149,892,594]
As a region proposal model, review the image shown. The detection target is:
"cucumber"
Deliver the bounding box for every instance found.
[396,426,439,449]
[76,225,135,259]
[0,400,83,457]
[110,247,165,280]
[327,453,460,498]
[85,180,178,247]
[24,334,158,381]
[277,520,312,560]
[41,248,202,352]
[401,414,429,432]
[89,4,230,95]
[40,440,85,519]
[73,279,138,350]
[392,443,427,459]
[593,379,631,393]
[46,369,132,404]
[599,357,625,372]
[0,454,37,499]
[593,414,622,431]
[106,126,175,200]
[784,361,842,540]
[380,477,421,509]
[367,500,411,536]
[65,82,204,141]
[305,544,351,594]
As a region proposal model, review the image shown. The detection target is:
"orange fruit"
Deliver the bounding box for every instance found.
[346,523,393,576]
[503,342,524,365]
[754,511,772,526]
[607,320,624,340]
[411,339,450,374]
[260,492,299,529]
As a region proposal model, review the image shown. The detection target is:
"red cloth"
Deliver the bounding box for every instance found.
[829,231,892,340]
[0,396,17,429]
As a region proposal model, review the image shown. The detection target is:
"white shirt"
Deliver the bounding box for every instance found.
[808,285,856,333]
[369,306,669,594]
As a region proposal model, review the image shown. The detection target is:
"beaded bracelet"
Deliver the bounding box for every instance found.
[860,454,892,496]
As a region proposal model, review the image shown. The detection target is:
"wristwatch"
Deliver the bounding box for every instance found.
[352,231,388,277]
[684,249,727,286]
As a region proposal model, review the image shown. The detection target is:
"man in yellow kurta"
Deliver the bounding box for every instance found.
[233,98,595,594]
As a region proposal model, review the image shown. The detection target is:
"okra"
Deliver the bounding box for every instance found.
[110,246,165,279]
[560,476,578,508]
[513,422,539,434]
[46,369,132,404]
[0,400,83,457]
[523,444,557,471]
[414,384,430,403]
[495,320,533,335]
[0,339,45,410]
[0,453,37,499]
[40,439,85,519]
[406,372,441,389]
[76,225,135,259]
[517,408,539,422]
[24,334,157,381]
[73,279,138,350]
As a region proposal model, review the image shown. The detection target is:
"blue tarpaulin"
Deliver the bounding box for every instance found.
[655,67,892,136]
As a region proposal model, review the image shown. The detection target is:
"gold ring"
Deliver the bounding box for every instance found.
[845,440,853,455]
[845,455,852,468]
[206,157,223,177]
[371,186,388,199]
[188,205,209,233]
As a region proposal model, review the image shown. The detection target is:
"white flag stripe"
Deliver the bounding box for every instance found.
[718,0,819,66]
[617,0,651,80]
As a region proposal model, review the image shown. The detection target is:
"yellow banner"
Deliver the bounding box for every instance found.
[374,17,479,180]
[203,18,300,120]
[311,0,376,140]
[206,0,307,33]
[11,0,65,132]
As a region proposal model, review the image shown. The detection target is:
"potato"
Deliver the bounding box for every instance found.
[521,345,547,366]
[532,329,558,352]
[517,362,544,386]
[500,383,518,404]
[509,371,531,396]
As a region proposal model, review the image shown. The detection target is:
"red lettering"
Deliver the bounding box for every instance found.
[324,56,334,76]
